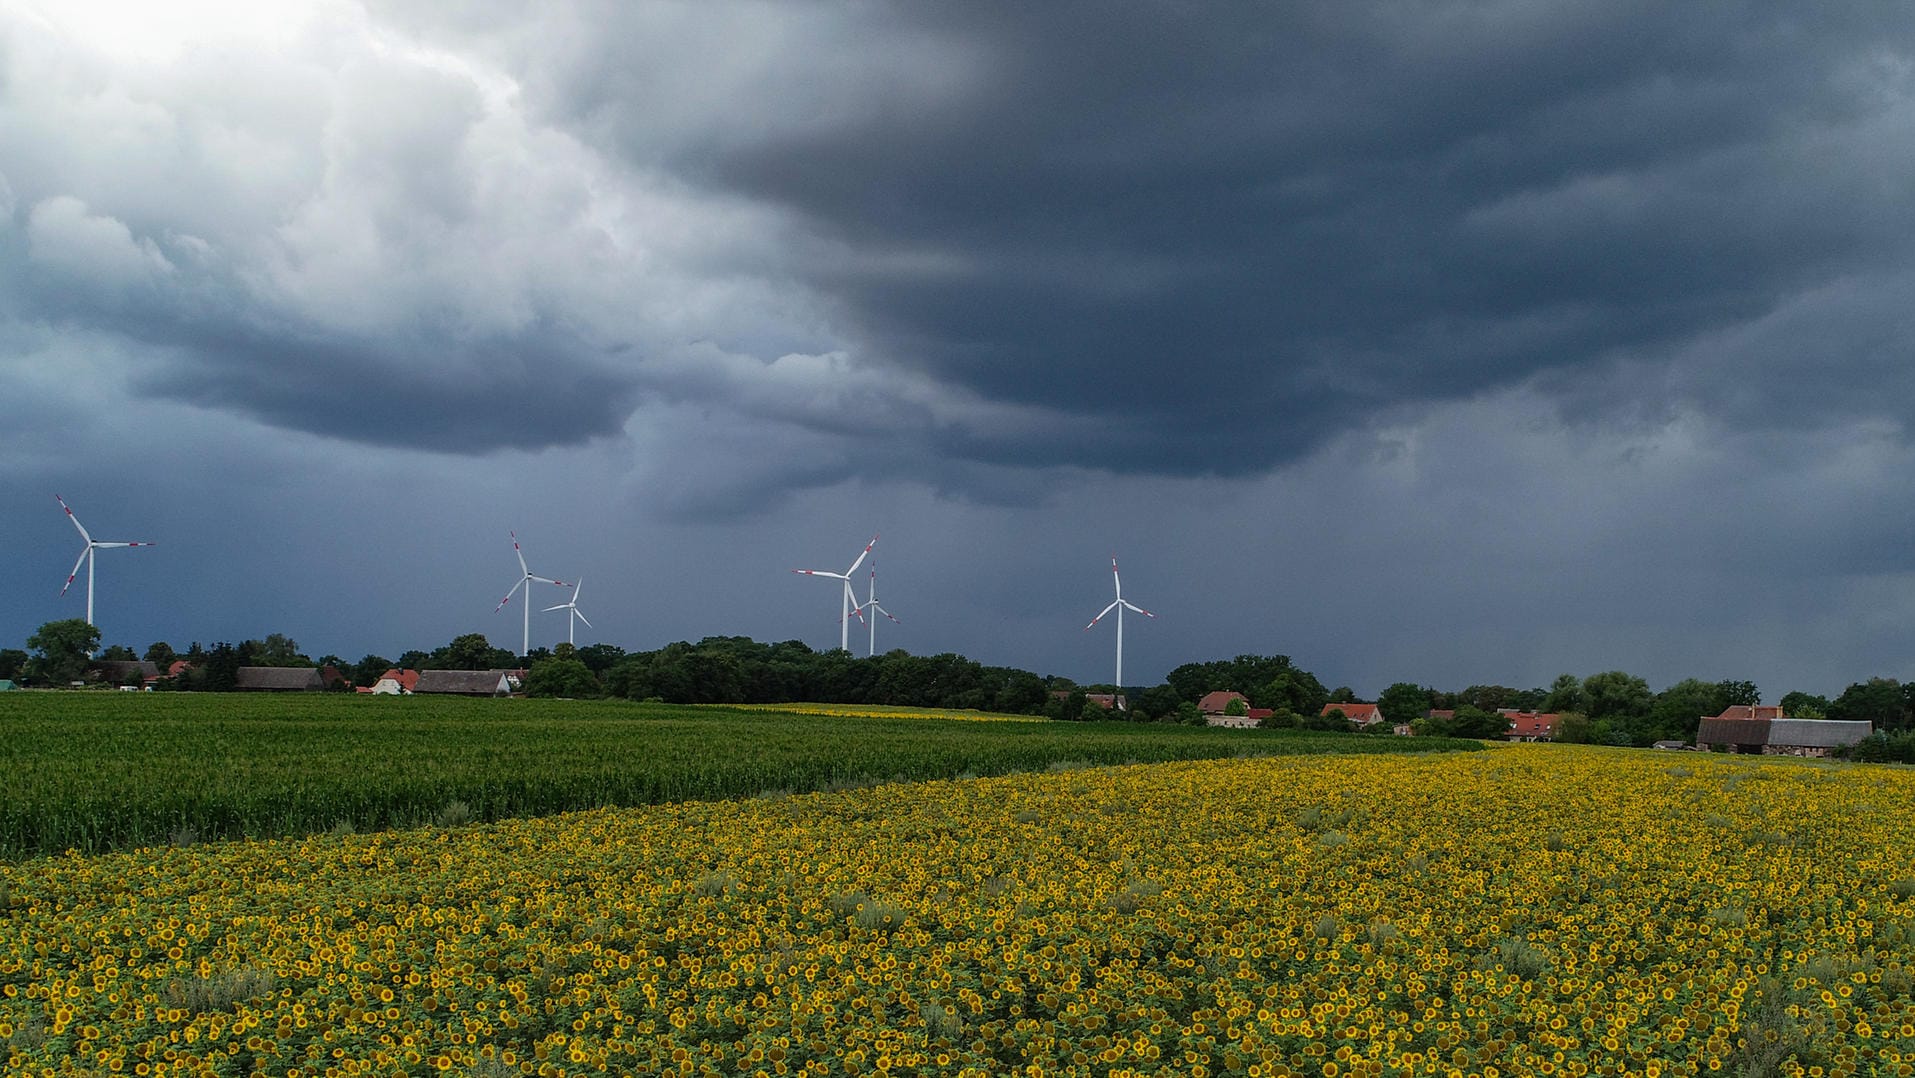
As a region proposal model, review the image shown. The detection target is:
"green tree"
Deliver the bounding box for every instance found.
[1645,678,1732,745]
[1542,673,1586,715]
[28,620,101,684]
[0,648,28,681]
[1449,705,1508,740]
[433,634,512,671]
[1327,686,1357,704]
[1779,691,1829,719]
[351,655,395,687]
[575,643,628,675]
[245,633,310,667]
[1223,696,1248,717]
[98,644,137,661]
[1553,712,1594,744]
[195,643,242,692]
[1581,671,1652,723]
[1303,707,1350,732]
[523,657,602,698]
[1377,682,1432,725]
[143,641,177,670]
[1259,708,1301,729]
[1254,668,1330,717]
[1828,678,1906,729]
[1716,680,1760,708]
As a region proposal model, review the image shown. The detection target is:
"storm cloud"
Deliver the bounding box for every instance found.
[7,1,1915,696]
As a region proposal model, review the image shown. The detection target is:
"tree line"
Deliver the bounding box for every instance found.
[8,619,1915,758]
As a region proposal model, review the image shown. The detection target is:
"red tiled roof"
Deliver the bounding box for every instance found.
[1322,702,1383,723]
[1247,708,1274,721]
[377,669,421,692]
[1712,705,1785,721]
[1505,711,1560,738]
[1199,691,1250,714]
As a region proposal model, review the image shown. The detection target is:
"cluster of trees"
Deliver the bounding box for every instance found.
[1365,673,1762,746]
[8,621,1347,728]
[12,619,1915,748]
[1365,671,1915,747]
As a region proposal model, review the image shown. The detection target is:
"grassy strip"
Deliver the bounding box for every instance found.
[0,692,1479,859]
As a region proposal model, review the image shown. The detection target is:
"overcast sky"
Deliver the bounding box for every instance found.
[6,1,1915,698]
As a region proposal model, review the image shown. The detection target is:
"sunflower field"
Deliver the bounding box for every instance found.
[3,746,1912,1076]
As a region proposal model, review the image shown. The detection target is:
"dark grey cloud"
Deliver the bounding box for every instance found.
[10,2,1915,493]
[473,1,1915,478]
[13,1,1915,702]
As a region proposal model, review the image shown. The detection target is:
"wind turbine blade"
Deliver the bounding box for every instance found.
[61,547,88,596]
[494,576,527,612]
[875,604,900,624]
[93,542,149,549]
[793,569,848,579]
[1122,600,1155,618]
[571,578,584,603]
[57,495,93,544]
[845,533,879,575]
[530,575,569,587]
[511,532,529,576]
[541,602,570,612]
[1084,599,1121,629]
[574,610,593,629]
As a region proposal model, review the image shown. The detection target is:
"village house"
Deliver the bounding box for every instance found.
[1321,701,1385,728]
[1693,705,1872,757]
[1197,690,1273,728]
[368,669,421,695]
[1501,710,1560,742]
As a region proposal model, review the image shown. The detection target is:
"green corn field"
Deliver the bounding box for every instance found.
[0,693,1479,859]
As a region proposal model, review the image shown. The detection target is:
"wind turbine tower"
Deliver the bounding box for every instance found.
[494,532,569,658]
[1083,555,1155,707]
[857,564,901,656]
[56,495,154,637]
[543,576,594,646]
[792,534,878,652]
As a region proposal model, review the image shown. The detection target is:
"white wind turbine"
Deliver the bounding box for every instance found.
[56,495,154,636]
[854,564,901,657]
[543,576,594,646]
[493,531,569,657]
[1083,555,1155,706]
[792,533,878,652]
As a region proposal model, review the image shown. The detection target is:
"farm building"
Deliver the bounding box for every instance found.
[1199,691,1249,715]
[235,667,325,692]
[1694,706,1872,757]
[1322,701,1385,727]
[369,669,420,695]
[412,670,514,697]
